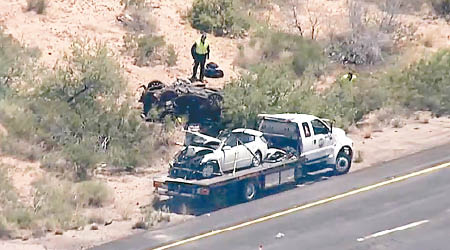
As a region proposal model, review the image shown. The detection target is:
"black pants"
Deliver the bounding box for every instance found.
[192,54,206,81]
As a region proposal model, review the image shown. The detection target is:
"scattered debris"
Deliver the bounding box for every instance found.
[275,232,285,239]
[104,220,113,226]
[90,223,99,231]
[54,230,63,235]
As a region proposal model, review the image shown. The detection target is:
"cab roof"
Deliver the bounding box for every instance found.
[258,114,319,124]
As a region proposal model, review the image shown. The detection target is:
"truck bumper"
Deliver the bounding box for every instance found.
[156,187,198,198]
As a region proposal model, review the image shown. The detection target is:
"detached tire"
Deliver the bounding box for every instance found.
[242,180,258,202]
[334,148,352,175]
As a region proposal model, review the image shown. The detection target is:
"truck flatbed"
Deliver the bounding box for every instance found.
[154,158,302,200]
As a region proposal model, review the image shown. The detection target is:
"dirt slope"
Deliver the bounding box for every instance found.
[0,0,240,91]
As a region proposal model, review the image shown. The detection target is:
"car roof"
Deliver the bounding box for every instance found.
[232,128,263,137]
[258,113,319,124]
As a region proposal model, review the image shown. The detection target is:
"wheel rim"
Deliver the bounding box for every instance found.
[252,153,261,167]
[336,156,349,172]
[202,164,214,178]
[245,183,256,200]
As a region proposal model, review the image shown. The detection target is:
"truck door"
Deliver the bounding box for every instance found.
[300,122,321,163]
[310,119,334,162]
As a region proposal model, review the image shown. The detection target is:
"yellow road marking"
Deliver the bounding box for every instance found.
[153,161,450,250]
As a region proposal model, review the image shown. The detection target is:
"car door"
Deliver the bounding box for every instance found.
[222,134,239,172]
[237,133,256,167]
[310,119,333,162]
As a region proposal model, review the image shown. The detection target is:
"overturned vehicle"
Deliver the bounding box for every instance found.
[138,79,223,135]
[170,129,270,180]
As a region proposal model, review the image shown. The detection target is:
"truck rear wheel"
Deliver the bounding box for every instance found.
[334,148,352,175]
[242,180,258,202]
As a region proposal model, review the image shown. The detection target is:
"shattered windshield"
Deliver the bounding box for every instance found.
[185,132,220,149]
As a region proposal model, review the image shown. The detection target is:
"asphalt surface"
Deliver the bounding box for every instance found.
[92,143,450,250]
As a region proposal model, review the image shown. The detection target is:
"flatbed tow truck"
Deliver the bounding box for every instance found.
[153,114,354,205]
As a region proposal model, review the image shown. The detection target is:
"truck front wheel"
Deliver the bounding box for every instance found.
[334,148,352,175]
[242,180,258,202]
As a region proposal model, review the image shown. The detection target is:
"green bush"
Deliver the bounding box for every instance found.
[388,49,450,115]
[26,0,48,14]
[188,0,251,37]
[223,64,325,128]
[224,49,449,130]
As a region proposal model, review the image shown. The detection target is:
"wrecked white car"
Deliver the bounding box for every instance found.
[170,129,269,179]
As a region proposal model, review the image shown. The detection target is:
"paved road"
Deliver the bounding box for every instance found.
[93,143,450,250]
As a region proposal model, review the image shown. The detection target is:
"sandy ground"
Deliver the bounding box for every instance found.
[350,113,450,171]
[0,0,239,92]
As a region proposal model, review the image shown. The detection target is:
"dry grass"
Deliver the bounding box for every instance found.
[391,118,404,128]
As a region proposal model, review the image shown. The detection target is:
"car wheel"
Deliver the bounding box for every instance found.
[334,148,352,175]
[201,162,219,179]
[251,151,262,167]
[242,180,258,202]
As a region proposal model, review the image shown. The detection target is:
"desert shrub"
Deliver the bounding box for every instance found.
[223,65,328,128]
[239,29,324,76]
[166,45,178,67]
[124,34,166,66]
[0,28,38,85]
[121,6,157,34]
[75,181,111,207]
[0,41,169,179]
[26,0,48,14]
[388,49,450,115]
[33,178,84,230]
[0,217,9,239]
[119,0,166,66]
[0,168,35,232]
[188,0,251,37]
[326,30,391,65]
[431,0,450,16]
[327,0,393,65]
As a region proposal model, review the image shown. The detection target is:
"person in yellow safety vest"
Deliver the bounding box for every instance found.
[341,72,357,83]
[191,33,210,82]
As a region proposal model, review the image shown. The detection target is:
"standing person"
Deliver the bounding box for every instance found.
[191,33,210,82]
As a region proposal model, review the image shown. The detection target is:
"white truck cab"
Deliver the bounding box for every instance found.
[258,114,354,174]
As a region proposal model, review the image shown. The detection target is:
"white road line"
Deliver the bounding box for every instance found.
[357,220,429,242]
